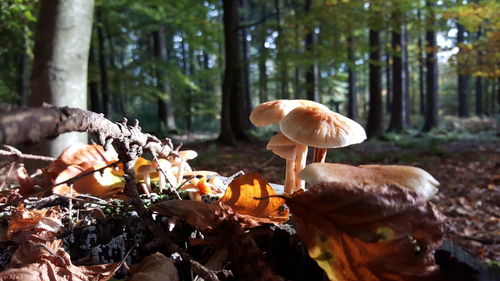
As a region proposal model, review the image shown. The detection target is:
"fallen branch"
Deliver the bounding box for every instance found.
[0,145,56,162]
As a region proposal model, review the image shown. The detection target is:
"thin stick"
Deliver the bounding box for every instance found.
[0,145,56,161]
[50,161,121,188]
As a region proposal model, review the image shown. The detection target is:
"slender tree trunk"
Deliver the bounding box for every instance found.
[29,0,94,158]
[385,37,392,115]
[367,29,383,139]
[257,4,268,103]
[475,76,483,116]
[17,33,30,106]
[347,33,357,119]
[96,10,111,117]
[88,43,101,113]
[422,0,439,132]
[417,8,426,116]
[388,8,406,132]
[304,0,319,102]
[153,27,177,133]
[457,19,469,117]
[402,23,410,125]
[275,0,290,100]
[240,0,252,121]
[219,0,246,144]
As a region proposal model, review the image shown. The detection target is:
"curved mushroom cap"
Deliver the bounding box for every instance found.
[280,106,366,148]
[249,99,328,127]
[299,163,439,199]
[178,150,198,160]
[266,132,298,160]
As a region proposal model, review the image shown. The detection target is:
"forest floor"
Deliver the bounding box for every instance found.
[185,136,500,263]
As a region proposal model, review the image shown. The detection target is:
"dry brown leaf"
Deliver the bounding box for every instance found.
[0,233,121,281]
[7,204,63,241]
[287,181,444,281]
[220,173,288,224]
[127,252,179,281]
[150,200,221,231]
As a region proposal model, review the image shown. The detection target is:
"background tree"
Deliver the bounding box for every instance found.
[422,0,439,132]
[29,0,94,156]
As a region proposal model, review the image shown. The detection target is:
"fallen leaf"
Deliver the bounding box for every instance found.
[7,204,63,240]
[287,181,444,281]
[127,252,178,281]
[150,200,221,231]
[0,233,121,281]
[220,173,288,224]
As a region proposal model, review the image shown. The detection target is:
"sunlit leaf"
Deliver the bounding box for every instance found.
[220,173,289,223]
[287,182,444,281]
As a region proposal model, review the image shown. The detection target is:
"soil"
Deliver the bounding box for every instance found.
[185,138,500,262]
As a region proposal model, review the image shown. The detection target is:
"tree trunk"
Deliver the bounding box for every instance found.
[257,17,268,103]
[457,19,469,117]
[96,10,111,118]
[417,8,426,116]
[385,36,392,115]
[304,0,319,102]
[240,0,253,123]
[17,34,30,107]
[388,8,406,132]
[422,0,439,132]
[347,34,357,119]
[88,43,102,113]
[367,29,383,139]
[29,0,94,158]
[219,0,247,144]
[475,28,483,116]
[153,27,177,133]
[402,23,410,125]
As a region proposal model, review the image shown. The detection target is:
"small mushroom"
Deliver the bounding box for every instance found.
[299,163,439,199]
[169,150,198,184]
[153,158,178,190]
[135,164,156,192]
[266,132,302,194]
[280,105,366,163]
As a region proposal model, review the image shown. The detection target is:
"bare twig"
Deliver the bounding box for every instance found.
[50,161,121,188]
[0,145,55,162]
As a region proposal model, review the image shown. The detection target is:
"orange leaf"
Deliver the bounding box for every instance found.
[220,173,288,223]
[287,182,444,281]
[7,204,63,240]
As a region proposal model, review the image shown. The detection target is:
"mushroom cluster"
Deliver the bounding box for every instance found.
[250,99,366,194]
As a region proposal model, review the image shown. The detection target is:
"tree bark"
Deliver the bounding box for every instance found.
[367,29,383,139]
[417,8,426,116]
[457,19,469,117]
[422,0,439,132]
[304,0,319,102]
[153,27,177,133]
[385,35,392,115]
[88,43,102,114]
[219,0,247,144]
[240,0,253,119]
[96,9,111,118]
[17,34,30,107]
[388,8,406,132]
[347,34,357,119]
[257,16,268,103]
[29,0,94,157]
[475,28,483,116]
[403,23,410,125]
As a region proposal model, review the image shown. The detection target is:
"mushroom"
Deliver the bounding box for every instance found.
[266,132,301,194]
[169,150,198,184]
[135,164,156,192]
[280,105,366,164]
[153,158,178,190]
[299,162,439,199]
[250,99,328,192]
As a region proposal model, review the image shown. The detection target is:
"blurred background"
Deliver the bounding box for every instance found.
[0,0,498,142]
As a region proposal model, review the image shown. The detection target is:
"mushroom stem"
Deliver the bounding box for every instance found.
[177,160,186,183]
[294,145,308,191]
[284,159,295,194]
[312,148,327,163]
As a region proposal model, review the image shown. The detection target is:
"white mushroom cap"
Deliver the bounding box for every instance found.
[266,132,298,160]
[299,163,439,199]
[280,106,366,149]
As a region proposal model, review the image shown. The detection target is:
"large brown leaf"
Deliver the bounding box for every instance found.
[127,252,178,281]
[287,182,444,281]
[220,173,288,224]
